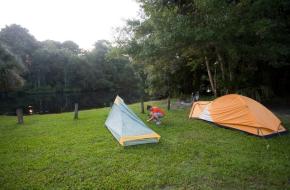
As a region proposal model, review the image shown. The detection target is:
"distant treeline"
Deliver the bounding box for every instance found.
[0,24,140,97]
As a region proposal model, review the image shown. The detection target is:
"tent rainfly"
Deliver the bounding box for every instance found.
[189,94,287,137]
[105,96,160,146]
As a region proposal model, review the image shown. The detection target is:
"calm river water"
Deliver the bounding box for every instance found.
[0,92,140,115]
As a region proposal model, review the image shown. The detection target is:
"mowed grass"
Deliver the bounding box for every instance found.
[0,100,289,190]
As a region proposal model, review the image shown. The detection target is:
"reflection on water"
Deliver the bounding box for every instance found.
[0,92,140,115]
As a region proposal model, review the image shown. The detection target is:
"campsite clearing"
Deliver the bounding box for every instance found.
[0,100,289,189]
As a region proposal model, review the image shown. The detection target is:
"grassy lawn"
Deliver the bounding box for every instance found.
[0,100,289,189]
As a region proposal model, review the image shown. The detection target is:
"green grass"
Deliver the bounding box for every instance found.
[0,100,289,189]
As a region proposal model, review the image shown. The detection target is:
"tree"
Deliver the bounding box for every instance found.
[0,24,39,63]
[118,0,290,100]
[0,43,24,93]
[62,41,80,55]
[0,24,143,98]
[30,41,81,91]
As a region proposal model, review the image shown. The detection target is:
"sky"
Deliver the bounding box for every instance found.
[0,0,140,49]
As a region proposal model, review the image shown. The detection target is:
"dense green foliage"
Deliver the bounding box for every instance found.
[0,44,24,92]
[0,25,140,96]
[0,100,289,189]
[118,0,290,100]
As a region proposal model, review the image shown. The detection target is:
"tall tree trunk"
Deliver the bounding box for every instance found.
[37,69,41,88]
[217,52,225,81]
[166,73,171,110]
[205,55,217,97]
[214,63,217,93]
[140,76,146,114]
[140,95,144,114]
[228,63,233,82]
[64,69,68,89]
[217,50,229,94]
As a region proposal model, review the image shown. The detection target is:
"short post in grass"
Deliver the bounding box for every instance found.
[16,108,24,124]
[74,103,78,120]
[167,96,171,110]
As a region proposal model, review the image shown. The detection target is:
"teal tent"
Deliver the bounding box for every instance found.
[105,96,160,146]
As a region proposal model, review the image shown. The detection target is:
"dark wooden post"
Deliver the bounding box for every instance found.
[74,103,78,120]
[16,108,23,124]
[167,96,171,110]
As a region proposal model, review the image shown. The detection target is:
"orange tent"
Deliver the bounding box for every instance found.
[189,94,287,137]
